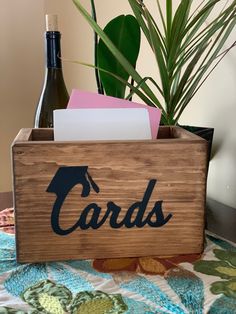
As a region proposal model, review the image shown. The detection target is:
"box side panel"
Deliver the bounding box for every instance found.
[13,140,207,262]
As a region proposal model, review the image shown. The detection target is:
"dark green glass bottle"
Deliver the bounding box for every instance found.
[34,15,69,128]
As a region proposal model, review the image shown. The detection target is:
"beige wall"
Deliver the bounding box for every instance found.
[1,1,236,208]
[0,0,45,192]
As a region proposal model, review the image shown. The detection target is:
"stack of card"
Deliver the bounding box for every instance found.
[53,90,161,141]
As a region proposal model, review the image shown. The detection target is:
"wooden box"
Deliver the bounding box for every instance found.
[12,126,208,263]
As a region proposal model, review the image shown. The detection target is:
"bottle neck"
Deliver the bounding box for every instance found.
[46,31,62,69]
[45,67,65,82]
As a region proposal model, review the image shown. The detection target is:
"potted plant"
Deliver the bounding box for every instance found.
[72,0,236,161]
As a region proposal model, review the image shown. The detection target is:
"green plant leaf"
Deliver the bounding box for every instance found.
[74,0,236,125]
[174,10,236,122]
[90,0,104,94]
[73,0,162,109]
[98,15,140,98]
[170,40,209,113]
[125,76,164,101]
[156,0,167,36]
[143,7,170,105]
[182,0,218,49]
[168,0,192,71]
[68,59,167,118]
[166,0,172,46]
[128,0,152,46]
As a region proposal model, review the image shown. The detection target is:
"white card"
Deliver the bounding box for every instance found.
[54,108,152,141]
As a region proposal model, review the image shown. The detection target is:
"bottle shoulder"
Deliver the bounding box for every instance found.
[42,68,68,92]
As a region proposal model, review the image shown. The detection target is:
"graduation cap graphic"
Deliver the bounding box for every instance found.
[47,166,99,198]
[47,166,99,235]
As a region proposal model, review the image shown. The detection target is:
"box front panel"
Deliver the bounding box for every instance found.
[13,140,207,262]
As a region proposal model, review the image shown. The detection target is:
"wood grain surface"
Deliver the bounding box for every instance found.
[12,126,208,263]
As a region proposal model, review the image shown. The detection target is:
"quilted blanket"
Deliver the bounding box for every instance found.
[0,208,236,313]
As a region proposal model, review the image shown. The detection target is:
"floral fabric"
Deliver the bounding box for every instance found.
[0,208,14,234]
[0,209,236,313]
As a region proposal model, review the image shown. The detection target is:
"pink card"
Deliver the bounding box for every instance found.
[67,89,161,139]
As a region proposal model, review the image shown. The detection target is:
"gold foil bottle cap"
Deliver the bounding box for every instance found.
[46,14,58,31]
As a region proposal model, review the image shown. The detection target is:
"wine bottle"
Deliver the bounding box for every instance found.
[34,14,69,128]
